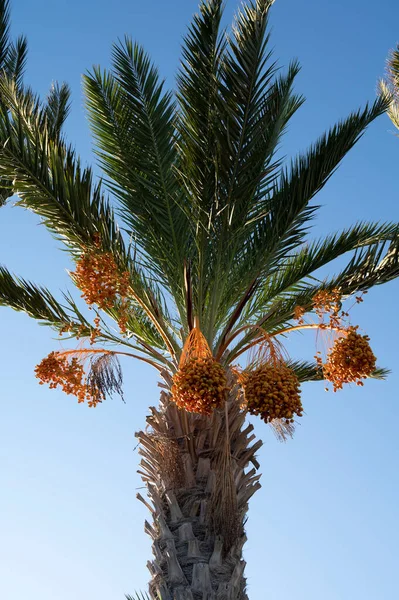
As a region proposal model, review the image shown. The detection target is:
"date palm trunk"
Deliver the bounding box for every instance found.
[136,373,263,599]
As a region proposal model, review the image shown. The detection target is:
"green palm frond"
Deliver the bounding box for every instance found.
[386,44,399,88]
[0,0,27,206]
[3,34,27,85]
[286,359,324,382]
[0,80,112,250]
[368,367,390,380]
[245,220,399,321]
[175,0,225,323]
[0,265,172,369]
[125,593,150,600]
[176,0,224,214]
[45,81,71,140]
[218,0,299,225]
[335,235,399,292]
[0,265,90,334]
[200,1,304,339]
[233,97,389,282]
[213,96,390,343]
[84,41,190,323]
[0,0,11,65]
[222,232,399,361]
[263,236,398,332]
[0,77,178,355]
[287,359,389,383]
[0,77,122,255]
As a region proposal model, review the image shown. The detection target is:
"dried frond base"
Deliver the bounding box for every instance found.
[148,433,185,490]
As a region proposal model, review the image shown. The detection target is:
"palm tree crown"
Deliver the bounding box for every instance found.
[0,0,397,383]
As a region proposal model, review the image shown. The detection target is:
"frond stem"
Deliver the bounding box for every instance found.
[271,323,344,337]
[55,347,165,372]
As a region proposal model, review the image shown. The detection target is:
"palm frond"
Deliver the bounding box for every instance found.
[84,42,189,321]
[287,359,389,383]
[0,77,178,354]
[0,0,10,65]
[214,95,390,345]
[386,44,399,89]
[264,238,398,333]
[176,0,225,213]
[218,0,300,225]
[0,77,122,254]
[0,1,27,206]
[246,220,399,321]
[202,1,304,339]
[45,81,71,139]
[380,45,399,131]
[0,265,88,333]
[337,234,399,292]
[3,34,28,86]
[175,0,225,324]
[286,359,324,382]
[236,96,389,283]
[223,231,399,362]
[369,366,391,380]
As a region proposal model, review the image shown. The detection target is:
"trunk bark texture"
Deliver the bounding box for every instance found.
[136,373,263,599]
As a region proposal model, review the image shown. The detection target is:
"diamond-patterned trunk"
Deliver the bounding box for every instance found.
[136,374,262,599]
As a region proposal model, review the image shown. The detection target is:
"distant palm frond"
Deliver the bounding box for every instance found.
[380,44,399,131]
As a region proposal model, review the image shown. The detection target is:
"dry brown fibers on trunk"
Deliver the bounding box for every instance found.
[136,373,263,599]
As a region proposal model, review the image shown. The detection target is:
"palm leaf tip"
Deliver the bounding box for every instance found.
[369,366,390,381]
[3,34,28,84]
[0,265,69,325]
[45,81,72,139]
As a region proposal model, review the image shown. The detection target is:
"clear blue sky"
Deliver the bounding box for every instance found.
[1,1,399,599]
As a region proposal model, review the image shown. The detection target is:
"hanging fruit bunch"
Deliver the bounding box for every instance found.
[294,289,377,391]
[321,326,376,391]
[312,288,344,329]
[241,362,302,424]
[72,242,131,335]
[239,331,303,424]
[35,349,124,407]
[294,288,346,333]
[35,350,104,407]
[171,326,228,415]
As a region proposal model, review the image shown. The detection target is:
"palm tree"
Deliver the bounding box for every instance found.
[380,44,399,131]
[1,0,398,598]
